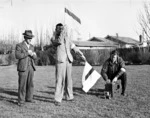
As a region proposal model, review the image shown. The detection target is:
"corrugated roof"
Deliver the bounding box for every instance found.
[88,36,117,45]
[106,35,139,44]
[73,40,117,47]
[88,37,104,42]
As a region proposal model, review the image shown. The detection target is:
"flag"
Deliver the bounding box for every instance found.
[82,62,101,93]
[65,8,81,24]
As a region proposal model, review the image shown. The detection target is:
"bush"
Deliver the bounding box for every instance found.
[0,59,3,65]
[139,48,150,64]
[45,46,56,65]
[7,52,17,65]
[35,51,50,66]
[0,48,5,54]
[117,47,150,65]
[1,43,150,66]
[35,46,150,66]
[0,54,9,65]
[72,49,112,66]
[0,44,14,54]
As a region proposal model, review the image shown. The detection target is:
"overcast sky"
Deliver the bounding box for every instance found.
[0,0,149,41]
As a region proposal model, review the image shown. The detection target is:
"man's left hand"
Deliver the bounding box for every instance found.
[28,50,33,56]
[112,77,118,83]
[81,55,86,62]
[32,52,36,56]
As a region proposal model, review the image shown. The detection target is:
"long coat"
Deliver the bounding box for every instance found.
[15,41,36,72]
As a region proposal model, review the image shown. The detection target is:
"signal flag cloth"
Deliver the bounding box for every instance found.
[82,62,101,93]
[65,8,81,24]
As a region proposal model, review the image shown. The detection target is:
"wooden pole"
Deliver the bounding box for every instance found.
[11,0,12,6]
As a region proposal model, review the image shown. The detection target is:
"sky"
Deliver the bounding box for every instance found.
[0,0,149,42]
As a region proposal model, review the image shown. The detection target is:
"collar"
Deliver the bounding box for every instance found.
[24,41,30,49]
[109,57,118,64]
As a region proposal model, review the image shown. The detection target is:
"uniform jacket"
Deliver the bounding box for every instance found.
[15,41,37,72]
[51,32,81,63]
[101,56,125,81]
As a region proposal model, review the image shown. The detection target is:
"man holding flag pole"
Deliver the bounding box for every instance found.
[64,7,101,93]
[51,23,86,106]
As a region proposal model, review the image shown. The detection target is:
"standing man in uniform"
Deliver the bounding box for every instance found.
[15,30,37,106]
[51,23,86,106]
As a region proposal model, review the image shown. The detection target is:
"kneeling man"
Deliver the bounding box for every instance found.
[101,50,127,96]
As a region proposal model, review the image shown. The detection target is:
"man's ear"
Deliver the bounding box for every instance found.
[55,26,57,31]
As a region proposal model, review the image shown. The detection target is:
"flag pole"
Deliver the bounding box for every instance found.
[63,2,65,25]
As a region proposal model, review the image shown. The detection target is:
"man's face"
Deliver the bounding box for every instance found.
[56,26,64,35]
[25,37,32,45]
[110,54,117,62]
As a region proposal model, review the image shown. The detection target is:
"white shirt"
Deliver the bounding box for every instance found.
[24,41,30,49]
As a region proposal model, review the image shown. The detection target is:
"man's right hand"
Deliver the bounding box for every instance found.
[28,50,34,56]
[106,79,111,83]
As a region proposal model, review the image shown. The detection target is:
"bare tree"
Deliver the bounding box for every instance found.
[138,2,150,44]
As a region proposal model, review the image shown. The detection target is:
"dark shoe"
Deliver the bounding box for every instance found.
[26,100,36,103]
[105,92,111,99]
[106,95,111,99]
[121,93,126,96]
[54,101,61,106]
[18,102,25,107]
[67,99,74,102]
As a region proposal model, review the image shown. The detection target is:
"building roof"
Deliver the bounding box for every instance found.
[105,35,139,45]
[88,36,117,45]
[73,40,117,47]
[88,37,104,42]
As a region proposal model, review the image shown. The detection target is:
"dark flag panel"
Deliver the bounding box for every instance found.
[65,8,81,24]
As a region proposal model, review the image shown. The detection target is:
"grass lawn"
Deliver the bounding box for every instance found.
[0,65,150,118]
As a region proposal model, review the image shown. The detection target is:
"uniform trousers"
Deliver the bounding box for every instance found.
[54,60,74,102]
[18,65,34,103]
[110,72,127,94]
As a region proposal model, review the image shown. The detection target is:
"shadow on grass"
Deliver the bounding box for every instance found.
[0,88,18,105]
[38,90,54,95]
[0,87,54,104]
[0,88,18,96]
[36,86,55,103]
[46,86,106,99]
[73,87,85,95]
[73,87,106,99]
[34,95,54,103]
[88,88,106,99]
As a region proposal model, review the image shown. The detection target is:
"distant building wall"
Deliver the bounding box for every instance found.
[77,46,116,50]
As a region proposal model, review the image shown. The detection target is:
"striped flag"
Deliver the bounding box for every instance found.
[65,8,81,24]
[82,62,101,93]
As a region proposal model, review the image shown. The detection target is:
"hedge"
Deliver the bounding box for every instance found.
[0,44,150,66]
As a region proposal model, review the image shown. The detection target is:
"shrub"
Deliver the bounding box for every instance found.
[1,43,150,66]
[0,54,9,65]
[139,48,150,64]
[72,49,112,66]
[45,46,56,65]
[0,43,14,54]
[118,47,150,65]
[0,48,5,54]
[0,59,3,65]
[7,52,17,65]
[35,51,50,66]
[97,49,112,66]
